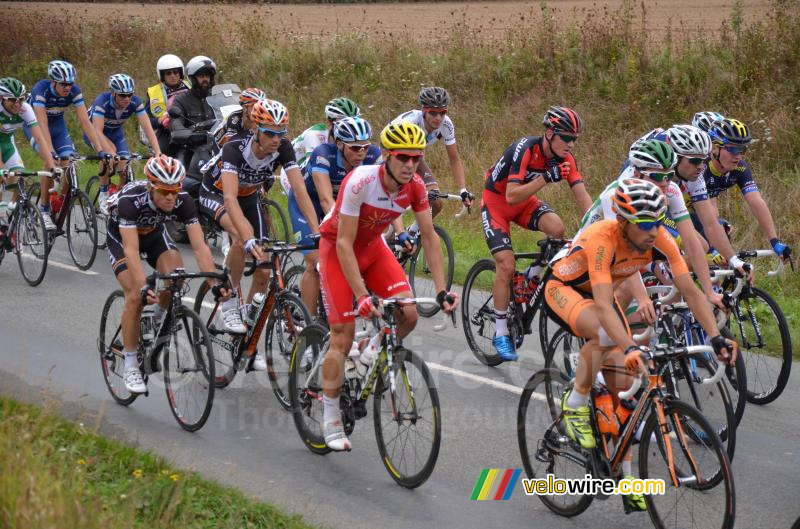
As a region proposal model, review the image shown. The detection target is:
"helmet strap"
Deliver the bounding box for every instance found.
[384,158,405,190]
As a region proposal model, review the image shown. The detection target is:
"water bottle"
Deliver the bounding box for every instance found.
[356,333,383,373]
[344,341,363,380]
[245,292,266,326]
[594,387,619,436]
[524,264,543,285]
[50,190,62,215]
[140,308,155,345]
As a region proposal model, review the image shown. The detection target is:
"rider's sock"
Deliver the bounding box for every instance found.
[39,204,49,213]
[124,349,138,370]
[622,459,633,477]
[567,388,589,408]
[323,394,339,425]
[494,309,509,336]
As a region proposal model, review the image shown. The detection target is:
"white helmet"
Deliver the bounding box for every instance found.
[666,124,712,157]
[156,54,184,81]
[186,56,217,78]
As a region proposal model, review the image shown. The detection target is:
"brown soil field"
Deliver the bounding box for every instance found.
[3,1,769,41]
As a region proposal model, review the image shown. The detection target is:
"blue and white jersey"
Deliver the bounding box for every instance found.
[303,142,381,204]
[29,79,85,118]
[88,92,146,132]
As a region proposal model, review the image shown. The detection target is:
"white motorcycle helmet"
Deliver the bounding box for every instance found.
[156,54,184,82]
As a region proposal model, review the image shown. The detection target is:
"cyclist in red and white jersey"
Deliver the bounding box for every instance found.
[316,121,458,451]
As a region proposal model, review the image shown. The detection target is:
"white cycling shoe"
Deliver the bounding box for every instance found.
[123,366,147,394]
[251,351,267,371]
[216,306,246,334]
[323,419,352,452]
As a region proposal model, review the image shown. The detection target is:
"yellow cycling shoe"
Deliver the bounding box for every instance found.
[621,475,648,513]
[561,390,596,449]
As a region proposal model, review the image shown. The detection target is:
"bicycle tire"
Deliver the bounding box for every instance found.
[265,290,313,410]
[517,367,593,516]
[730,286,792,405]
[289,324,333,455]
[719,327,748,427]
[639,398,735,529]
[85,176,108,250]
[264,198,290,243]
[162,307,215,432]
[66,189,98,270]
[409,224,454,318]
[192,281,244,389]
[543,327,584,379]
[373,347,441,488]
[283,263,327,326]
[15,201,49,286]
[85,175,100,205]
[98,290,138,406]
[461,258,504,366]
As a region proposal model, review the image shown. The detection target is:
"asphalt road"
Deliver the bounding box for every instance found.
[1,237,799,529]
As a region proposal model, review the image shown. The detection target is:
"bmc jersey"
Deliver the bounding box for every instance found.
[391,109,456,147]
[29,79,85,117]
[484,136,584,195]
[304,142,382,203]
[319,164,429,248]
[88,92,145,132]
[552,219,689,292]
[203,130,297,196]
[682,160,758,206]
[109,180,198,235]
[0,102,37,138]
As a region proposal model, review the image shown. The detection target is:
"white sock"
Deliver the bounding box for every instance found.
[567,388,589,408]
[124,349,138,370]
[622,459,633,477]
[494,309,508,336]
[323,394,339,425]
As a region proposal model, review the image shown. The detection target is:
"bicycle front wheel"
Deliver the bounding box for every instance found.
[15,201,49,286]
[193,281,243,389]
[66,190,98,270]
[264,198,290,243]
[640,398,735,529]
[409,224,454,318]
[289,324,332,455]
[98,290,138,406]
[265,290,312,410]
[461,258,504,366]
[373,347,441,488]
[162,307,215,432]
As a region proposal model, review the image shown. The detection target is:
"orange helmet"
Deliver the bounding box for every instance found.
[145,155,185,190]
[251,99,289,133]
[239,87,266,106]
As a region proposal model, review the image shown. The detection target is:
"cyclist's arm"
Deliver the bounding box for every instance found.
[136,113,161,156]
[413,208,447,293]
[335,213,369,299]
[417,157,434,183]
[570,181,593,214]
[594,282,637,350]
[220,170,255,242]
[31,106,56,155]
[286,166,319,233]
[694,199,737,261]
[505,146,546,204]
[76,104,103,153]
[676,218,716,297]
[27,123,56,170]
[742,190,779,242]
[185,221,217,282]
[119,227,147,288]
[311,170,335,214]
[674,272,720,339]
[91,115,116,153]
[444,143,467,190]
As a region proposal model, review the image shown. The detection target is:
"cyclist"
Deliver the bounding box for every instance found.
[214,87,266,151]
[316,121,458,451]
[278,97,360,195]
[198,99,320,364]
[684,116,792,265]
[144,54,190,156]
[0,77,57,208]
[87,73,161,212]
[481,105,593,361]
[391,86,474,216]
[289,116,381,318]
[544,178,736,511]
[106,155,229,394]
[25,60,106,230]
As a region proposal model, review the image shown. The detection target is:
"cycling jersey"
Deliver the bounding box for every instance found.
[279,123,328,194]
[682,160,758,206]
[201,130,296,197]
[214,108,246,151]
[108,180,198,236]
[24,79,85,156]
[483,136,584,195]
[391,109,456,147]
[0,102,37,168]
[319,164,429,248]
[88,92,146,132]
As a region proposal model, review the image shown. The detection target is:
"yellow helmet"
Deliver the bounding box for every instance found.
[380,121,426,151]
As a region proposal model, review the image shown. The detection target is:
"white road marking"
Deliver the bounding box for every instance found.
[47,259,99,275]
[427,361,546,401]
[183,296,216,310]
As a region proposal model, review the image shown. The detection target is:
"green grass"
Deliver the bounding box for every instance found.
[0,397,316,529]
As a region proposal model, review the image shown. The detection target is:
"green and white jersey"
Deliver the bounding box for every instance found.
[279,123,329,194]
[0,102,37,140]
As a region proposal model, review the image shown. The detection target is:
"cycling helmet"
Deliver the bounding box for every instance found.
[186,56,217,79]
[613,178,667,223]
[334,116,372,143]
[666,124,711,157]
[252,99,289,133]
[543,105,583,134]
[709,117,751,146]
[239,87,266,106]
[0,78,26,99]
[629,139,677,172]
[156,54,184,81]
[145,155,186,189]
[380,121,426,151]
[419,86,450,109]
[47,60,77,83]
[324,97,360,120]
[108,74,135,94]
[691,111,724,132]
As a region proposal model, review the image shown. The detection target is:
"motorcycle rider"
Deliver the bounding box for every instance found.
[144,54,190,156]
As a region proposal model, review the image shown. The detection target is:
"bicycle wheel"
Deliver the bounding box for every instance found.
[409,224,454,318]
[728,286,792,405]
[283,264,305,298]
[98,290,138,406]
[15,201,49,286]
[373,347,441,488]
[461,259,503,366]
[517,368,594,516]
[639,398,735,529]
[265,290,312,410]
[719,327,747,427]
[264,198,290,243]
[85,175,100,205]
[289,324,332,455]
[543,327,584,379]
[193,281,243,389]
[66,190,98,270]
[85,175,108,250]
[162,307,215,432]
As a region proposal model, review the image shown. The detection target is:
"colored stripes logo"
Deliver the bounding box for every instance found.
[470,469,522,500]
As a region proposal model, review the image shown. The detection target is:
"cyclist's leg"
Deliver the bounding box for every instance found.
[239,192,270,303]
[418,157,442,217]
[288,191,322,314]
[147,227,183,310]
[1,140,24,204]
[113,131,130,187]
[524,202,564,239]
[363,241,417,338]
[51,123,75,195]
[199,187,244,286]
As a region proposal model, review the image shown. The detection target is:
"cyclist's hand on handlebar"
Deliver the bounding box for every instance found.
[436,290,459,313]
[707,291,727,311]
[356,295,381,319]
[771,239,792,262]
[634,297,656,325]
[397,231,417,255]
[211,282,233,302]
[460,188,475,207]
[543,161,571,183]
[244,238,265,261]
[728,256,754,284]
[140,286,157,306]
[624,346,648,374]
[711,335,737,365]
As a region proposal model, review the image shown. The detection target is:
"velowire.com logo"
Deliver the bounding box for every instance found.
[469,469,522,500]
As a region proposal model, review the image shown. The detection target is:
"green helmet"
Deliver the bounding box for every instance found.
[324,97,360,120]
[628,139,677,172]
[0,77,26,99]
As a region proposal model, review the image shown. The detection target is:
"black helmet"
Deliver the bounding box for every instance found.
[542,106,583,134]
[419,86,450,109]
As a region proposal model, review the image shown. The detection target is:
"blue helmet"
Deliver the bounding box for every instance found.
[47,60,77,83]
[108,73,135,94]
[334,116,372,143]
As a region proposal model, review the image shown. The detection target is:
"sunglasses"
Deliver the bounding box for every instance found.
[682,156,709,166]
[3,97,24,104]
[389,152,423,164]
[424,108,448,116]
[153,187,181,196]
[163,69,182,76]
[346,143,371,153]
[556,133,579,143]
[56,82,74,88]
[723,145,748,155]
[258,127,287,137]
[630,215,665,231]
[639,170,675,182]
[116,92,133,98]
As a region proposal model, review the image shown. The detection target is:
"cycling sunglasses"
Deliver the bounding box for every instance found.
[116,92,134,98]
[56,82,74,88]
[639,170,675,182]
[153,186,181,196]
[388,151,423,163]
[723,145,748,156]
[258,126,287,137]
[423,108,448,116]
[631,215,665,231]
[3,97,25,104]
[346,143,371,153]
[682,155,710,166]
[556,133,579,143]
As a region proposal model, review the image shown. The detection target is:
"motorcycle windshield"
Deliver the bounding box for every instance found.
[207,84,242,121]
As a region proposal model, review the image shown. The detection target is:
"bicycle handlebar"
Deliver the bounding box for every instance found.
[737,249,787,276]
[618,344,724,399]
[426,190,471,219]
[6,170,58,178]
